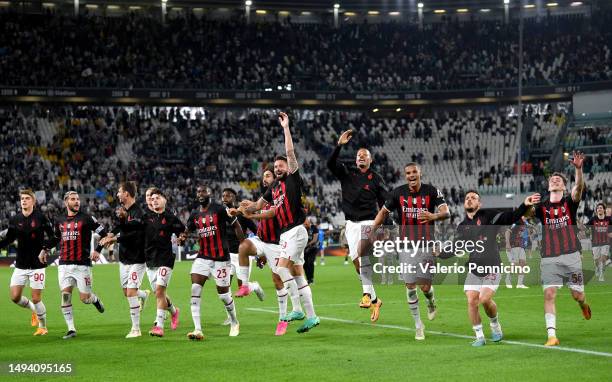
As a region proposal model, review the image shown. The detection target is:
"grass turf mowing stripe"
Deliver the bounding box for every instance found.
[247,307,612,358]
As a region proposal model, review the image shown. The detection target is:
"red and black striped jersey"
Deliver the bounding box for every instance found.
[509,220,528,248]
[186,202,236,261]
[534,196,580,258]
[383,183,446,242]
[0,209,55,269]
[257,203,281,244]
[587,216,611,247]
[53,212,107,266]
[263,169,306,234]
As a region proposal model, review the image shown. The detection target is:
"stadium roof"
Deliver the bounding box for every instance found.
[57,0,592,13]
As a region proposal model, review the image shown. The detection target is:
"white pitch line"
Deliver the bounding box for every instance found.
[246,307,612,358]
[265,290,612,308]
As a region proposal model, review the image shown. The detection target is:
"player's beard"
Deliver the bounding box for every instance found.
[198,197,210,207]
[465,206,477,213]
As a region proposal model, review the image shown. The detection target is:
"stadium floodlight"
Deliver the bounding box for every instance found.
[389,11,400,16]
[570,1,583,6]
[417,3,424,9]
[161,0,167,3]
[396,108,402,112]
[504,0,510,5]
[372,108,379,113]
[480,8,491,12]
[546,2,558,6]
[457,8,468,13]
[368,10,380,15]
[434,9,445,13]
[245,0,252,6]
[334,3,340,9]
[524,4,535,8]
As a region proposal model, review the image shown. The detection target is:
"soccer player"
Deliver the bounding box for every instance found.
[0,189,54,335]
[457,190,540,346]
[327,129,387,322]
[221,187,262,301]
[587,203,611,281]
[41,191,106,340]
[240,112,320,333]
[99,181,149,338]
[532,152,591,347]
[182,185,244,340]
[142,189,186,337]
[361,163,449,340]
[504,216,530,288]
[233,166,303,336]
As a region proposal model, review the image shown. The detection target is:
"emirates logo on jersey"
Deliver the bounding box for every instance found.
[197,225,218,238]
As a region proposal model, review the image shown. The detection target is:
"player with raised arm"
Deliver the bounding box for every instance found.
[99,181,149,339]
[142,189,186,337]
[504,216,531,288]
[532,152,591,347]
[40,191,106,340]
[0,189,55,335]
[587,203,611,281]
[233,166,303,336]
[240,112,320,333]
[457,190,540,346]
[327,129,387,322]
[182,185,244,340]
[360,163,449,340]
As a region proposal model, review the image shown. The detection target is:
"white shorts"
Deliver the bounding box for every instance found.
[398,249,435,284]
[345,220,375,261]
[541,251,584,292]
[10,268,46,289]
[119,263,147,289]
[464,272,501,293]
[191,258,231,287]
[147,266,173,288]
[508,247,527,263]
[593,245,610,260]
[279,225,307,266]
[58,264,93,294]
[250,236,282,274]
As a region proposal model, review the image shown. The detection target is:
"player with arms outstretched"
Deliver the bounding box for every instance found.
[41,191,106,340]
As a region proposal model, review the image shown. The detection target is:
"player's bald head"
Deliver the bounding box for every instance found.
[356,148,372,170]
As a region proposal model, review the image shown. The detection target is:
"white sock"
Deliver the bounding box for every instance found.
[137,290,148,299]
[34,301,47,328]
[489,315,501,331]
[128,296,140,330]
[545,313,556,338]
[276,287,288,320]
[219,292,238,324]
[248,282,260,292]
[61,292,76,332]
[237,265,250,285]
[277,267,302,313]
[191,284,202,331]
[166,297,177,315]
[505,273,512,285]
[295,276,316,319]
[473,324,485,340]
[156,308,166,329]
[517,274,525,285]
[82,293,99,304]
[406,287,423,329]
[17,296,35,312]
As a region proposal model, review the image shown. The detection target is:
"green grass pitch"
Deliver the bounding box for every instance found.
[1,254,611,382]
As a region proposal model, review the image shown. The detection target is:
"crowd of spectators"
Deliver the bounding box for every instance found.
[1,11,611,92]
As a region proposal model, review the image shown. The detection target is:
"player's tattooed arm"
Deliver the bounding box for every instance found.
[240,198,268,214]
[570,151,585,202]
[417,204,450,223]
[279,112,299,173]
